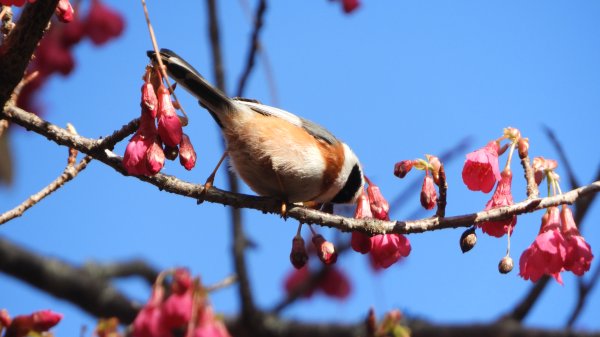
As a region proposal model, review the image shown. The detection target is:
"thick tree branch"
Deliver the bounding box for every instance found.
[2,105,600,237]
[0,237,140,322]
[0,0,59,108]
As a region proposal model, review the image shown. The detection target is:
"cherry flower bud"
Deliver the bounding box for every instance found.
[420,173,437,210]
[145,139,165,175]
[179,133,197,170]
[342,0,360,13]
[353,191,372,219]
[31,310,63,331]
[498,256,514,274]
[55,0,74,23]
[367,183,390,220]
[518,137,529,158]
[426,154,441,184]
[393,160,413,178]
[141,82,158,118]
[312,234,337,265]
[290,235,309,269]
[459,227,477,253]
[157,85,183,147]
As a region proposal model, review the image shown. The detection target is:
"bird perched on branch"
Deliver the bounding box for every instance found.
[149,49,364,206]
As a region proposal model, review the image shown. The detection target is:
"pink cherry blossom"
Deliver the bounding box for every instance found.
[477,169,517,237]
[370,234,411,269]
[561,206,593,276]
[462,141,501,193]
[519,207,567,284]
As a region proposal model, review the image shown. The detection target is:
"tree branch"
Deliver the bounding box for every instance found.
[0,156,91,225]
[2,105,600,237]
[0,237,140,323]
[0,0,59,108]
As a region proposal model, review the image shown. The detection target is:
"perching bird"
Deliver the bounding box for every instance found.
[149,49,364,204]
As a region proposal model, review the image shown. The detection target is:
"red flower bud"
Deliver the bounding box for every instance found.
[141,82,158,118]
[145,139,165,175]
[367,183,390,220]
[393,160,413,178]
[290,235,309,269]
[157,85,183,147]
[312,234,337,265]
[353,191,372,219]
[420,173,437,210]
[55,0,74,23]
[31,310,62,332]
[179,133,197,170]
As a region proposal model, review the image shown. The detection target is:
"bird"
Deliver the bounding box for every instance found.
[148,48,364,205]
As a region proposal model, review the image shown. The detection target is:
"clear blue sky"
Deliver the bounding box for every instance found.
[1,1,599,335]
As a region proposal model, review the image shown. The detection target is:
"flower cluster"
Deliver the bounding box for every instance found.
[16,0,124,114]
[519,205,593,284]
[351,180,411,269]
[0,309,62,337]
[132,268,231,337]
[393,154,442,211]
[462,128,522,237]
[123,72,196,176]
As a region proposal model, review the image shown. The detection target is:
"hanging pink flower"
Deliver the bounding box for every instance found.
[370,234,411,269]
[477,169,517,237]
[519,207,567,284]
[462,141,501,193]
[561,206,593,276]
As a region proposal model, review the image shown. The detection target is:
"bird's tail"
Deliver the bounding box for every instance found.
[147,48,232,127]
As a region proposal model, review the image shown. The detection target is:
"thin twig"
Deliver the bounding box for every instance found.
[235,0,267,98]
[0,155,92,225]
[140,0,188,121]
[518,152,539,199]
[206,274,239,293]
[435,164,447,218]
[81,259,159,286]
